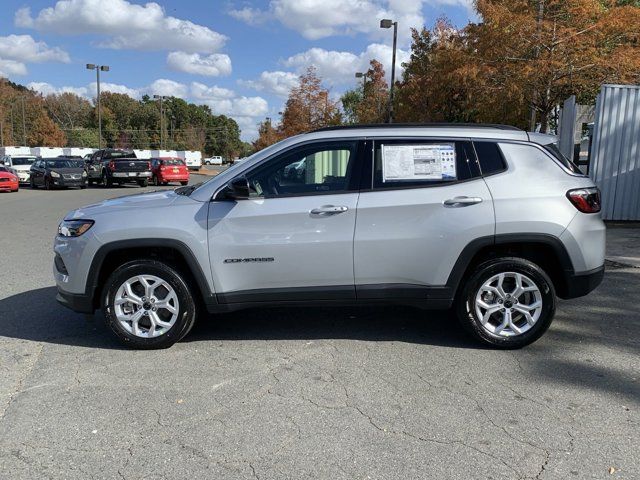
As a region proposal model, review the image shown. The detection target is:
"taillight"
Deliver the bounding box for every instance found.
[567,187,601,213]
[108,160,116,171]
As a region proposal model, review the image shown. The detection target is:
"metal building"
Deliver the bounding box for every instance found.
[589,84,640,221]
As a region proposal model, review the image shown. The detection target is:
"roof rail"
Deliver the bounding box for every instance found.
[312,122,522,132]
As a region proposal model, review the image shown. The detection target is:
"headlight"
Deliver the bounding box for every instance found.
[82,171,87,177]
[58,219,94,237]
[50,171,60,178]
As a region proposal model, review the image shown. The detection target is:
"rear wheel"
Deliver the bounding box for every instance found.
[153,175,159,186]
[456,257,555,349]
[180,181,188,186]
[103,260,198,349]
[101,170,112,187]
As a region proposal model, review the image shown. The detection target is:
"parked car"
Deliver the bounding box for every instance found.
[150,158,189,186]
[85,149,151,187]
[0,166,19,192]
[0,155,37,184]
[54,123,605,349]
[204,156,223,165]
[30,158,87,190]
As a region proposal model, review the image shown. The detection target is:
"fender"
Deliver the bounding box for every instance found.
[445,233,576,296]
[85,238,216,309]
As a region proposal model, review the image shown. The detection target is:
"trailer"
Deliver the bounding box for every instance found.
[31,147,64,158]
[133,149,152,160]
[176,150,202,171]
[62,147,95,158]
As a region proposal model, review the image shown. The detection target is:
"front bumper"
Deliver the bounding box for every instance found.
[51,177,87,188]
[56,288,94,313]
[16,171,31,183]
[562,265,605,299]
[0,181,18,191]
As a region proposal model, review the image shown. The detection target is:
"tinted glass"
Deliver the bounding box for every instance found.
[543,142,582,174]
[246,142,357,198]
[105,150,136,159]
[474,142,507,175]
[44,159,83,168]
[11,157,36,166]
[373,140,475,189]
[162,159,185,166]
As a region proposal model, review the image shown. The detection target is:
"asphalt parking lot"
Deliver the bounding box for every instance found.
[0,181,639,479]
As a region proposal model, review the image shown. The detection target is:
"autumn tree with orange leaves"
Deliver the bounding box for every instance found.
[396,1,640,131]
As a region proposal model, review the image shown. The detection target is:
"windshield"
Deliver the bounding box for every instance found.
[11,157,36,166]
[543,142,582,174]
[45,159,84,168]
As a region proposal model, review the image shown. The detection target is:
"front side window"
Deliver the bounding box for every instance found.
[373,140,476,189]
[245,142,357,198]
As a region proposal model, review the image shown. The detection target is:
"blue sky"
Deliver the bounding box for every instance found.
[0,0,474,139]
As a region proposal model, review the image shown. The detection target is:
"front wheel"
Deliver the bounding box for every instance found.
[138,179,149,187]
[456,257,556,349]
[103,260,198,349]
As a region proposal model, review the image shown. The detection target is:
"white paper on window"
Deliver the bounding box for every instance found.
[382,143,457,181]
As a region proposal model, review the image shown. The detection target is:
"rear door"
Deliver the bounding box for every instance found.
[207,140,363,302]
[353,138,495,298]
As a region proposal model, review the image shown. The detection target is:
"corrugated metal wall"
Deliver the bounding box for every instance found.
[307,149,350,183]
[590,84,640,220]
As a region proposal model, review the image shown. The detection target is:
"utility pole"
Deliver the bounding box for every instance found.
[530,0,545,132]
[0,118,4,147]
[380,19,398,123]
[86,64,110,148]
[153,95,167,150]
[21,96,26,145]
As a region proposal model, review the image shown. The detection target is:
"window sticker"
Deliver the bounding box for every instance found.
[382,143,457,182]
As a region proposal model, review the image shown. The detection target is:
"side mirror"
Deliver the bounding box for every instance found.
[225,177,250,200]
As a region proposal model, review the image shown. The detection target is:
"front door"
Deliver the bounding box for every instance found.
[207,140,362,303]
[354,138,495,298]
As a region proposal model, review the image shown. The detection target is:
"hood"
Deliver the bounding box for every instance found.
[67,189,190,219]
[11,164,32,172]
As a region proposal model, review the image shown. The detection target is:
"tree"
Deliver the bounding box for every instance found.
[279,67,341,138]
[44,92,92,130]
[253,118,280,151]
[355,60,389,123]
[340,88,363,124]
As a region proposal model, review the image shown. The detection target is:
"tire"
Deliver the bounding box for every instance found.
[153,175,159,186]
[102,170,112,188]
[180,181,188,186]
[138,179,149,187]
[30,178,37,189]
[88,179,95,186]
[103,260,198,349]
[456,257,556,349]
[44,177,53,190]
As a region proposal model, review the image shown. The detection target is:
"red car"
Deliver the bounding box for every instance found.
[150,157,190,186]
[0,166,19,192]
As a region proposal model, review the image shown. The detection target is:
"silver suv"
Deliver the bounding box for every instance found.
[54,124,605,349]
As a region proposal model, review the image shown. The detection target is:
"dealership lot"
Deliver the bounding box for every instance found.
[0,183,639,479]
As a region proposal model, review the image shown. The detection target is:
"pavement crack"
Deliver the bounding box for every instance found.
[0,342,44,425]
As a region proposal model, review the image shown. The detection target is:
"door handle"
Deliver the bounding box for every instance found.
[443,196,483,207]
[310,205,349,216]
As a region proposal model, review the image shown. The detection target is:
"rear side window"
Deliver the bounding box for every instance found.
[474,142,506,176]
[372,140,477,189]
[542,142,582,174]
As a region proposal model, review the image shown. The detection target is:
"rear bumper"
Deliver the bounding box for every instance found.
[561,265,605,299]
[159,174,189,182]
[56,288,94,314]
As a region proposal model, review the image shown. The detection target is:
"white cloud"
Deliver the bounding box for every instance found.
[16,0,227,53]
[283,43,410,86]
[191,82,236,101]
[238,71,299,98]
[147,79,189,98]
[228,7,270,25]
[27,81,88,96]
[0,34,70,63]
[0,59,28,77]
[167,51,232,77]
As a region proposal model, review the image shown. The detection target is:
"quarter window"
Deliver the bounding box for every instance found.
[474,142,507,176]
[245,142,357,198]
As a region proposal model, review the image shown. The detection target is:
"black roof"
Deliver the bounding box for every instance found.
[313,122,522,132]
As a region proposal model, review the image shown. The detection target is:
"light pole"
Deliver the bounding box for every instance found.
[355,71,366,88]
[380,18,397,123]
[153,95,168,150]
[86,64,110,149]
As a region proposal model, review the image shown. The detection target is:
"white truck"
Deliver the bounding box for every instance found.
[0,146,37,183]
[203,156,223,166]
[176,150,202,171]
